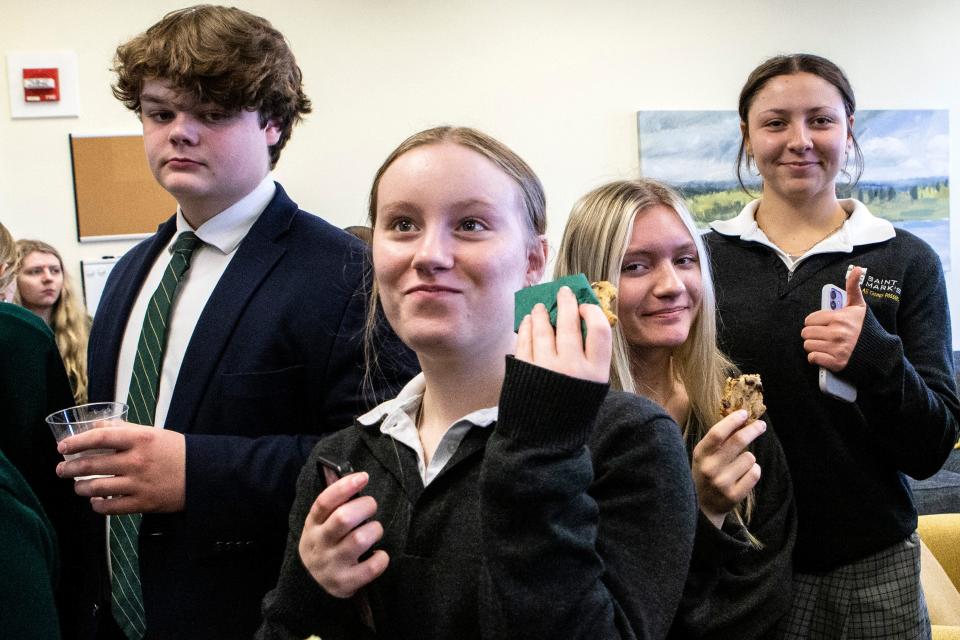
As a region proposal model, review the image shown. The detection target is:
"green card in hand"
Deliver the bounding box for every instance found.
[514,273,600,339]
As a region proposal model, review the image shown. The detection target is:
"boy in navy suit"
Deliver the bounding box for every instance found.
[57,6,414,638]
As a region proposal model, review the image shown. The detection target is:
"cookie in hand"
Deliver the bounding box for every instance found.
[720,374,766,422]
[590,281,618,327]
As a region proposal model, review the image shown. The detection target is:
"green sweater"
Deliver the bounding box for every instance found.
[0,302,88,637]
[0,448,61,638]
[0,303,74,502]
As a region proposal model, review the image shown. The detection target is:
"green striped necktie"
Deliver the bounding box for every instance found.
[111,231,201,639]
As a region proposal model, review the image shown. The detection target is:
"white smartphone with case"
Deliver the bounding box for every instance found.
[819,284,858,402]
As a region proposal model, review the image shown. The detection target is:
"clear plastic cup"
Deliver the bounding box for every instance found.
[46,402,128,480]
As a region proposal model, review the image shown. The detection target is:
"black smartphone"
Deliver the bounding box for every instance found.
[315,455,376,571]
[316,455,355,487]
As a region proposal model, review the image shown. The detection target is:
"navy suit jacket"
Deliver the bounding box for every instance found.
[83,184,415,638]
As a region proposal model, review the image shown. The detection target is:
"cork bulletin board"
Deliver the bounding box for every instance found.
[70,133,176,241]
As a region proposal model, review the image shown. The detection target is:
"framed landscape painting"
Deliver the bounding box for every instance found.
[637,109,950,270]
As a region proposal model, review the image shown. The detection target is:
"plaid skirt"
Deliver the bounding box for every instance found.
[775,532,931,639]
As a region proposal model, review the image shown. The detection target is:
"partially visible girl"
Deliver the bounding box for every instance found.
[0,222,85,637]
[0,225,15,302]
[556,178,796,638]
[15,239,91,403]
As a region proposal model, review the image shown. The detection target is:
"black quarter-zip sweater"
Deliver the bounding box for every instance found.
[706,229,959,572]
[259,357,698,639]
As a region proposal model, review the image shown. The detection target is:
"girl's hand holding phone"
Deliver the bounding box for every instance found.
[298,471,389,598]
[515,285,612,383]
[801,267,867,372]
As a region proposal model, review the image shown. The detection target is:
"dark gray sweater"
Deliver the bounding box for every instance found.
[258,357,697,639]
[669,415,796,639]
[706,229,960,571]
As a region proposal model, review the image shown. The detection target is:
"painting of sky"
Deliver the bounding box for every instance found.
[638,109,950,269]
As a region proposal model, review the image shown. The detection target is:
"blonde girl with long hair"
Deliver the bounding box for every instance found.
[556,178,796,638]
[15,239,91,403]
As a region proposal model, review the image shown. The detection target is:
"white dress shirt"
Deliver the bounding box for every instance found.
[113,176,276,428]
[358,373,498,486]
[710,198,895,272]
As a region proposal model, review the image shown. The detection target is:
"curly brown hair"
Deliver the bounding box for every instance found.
[112,5,312,167]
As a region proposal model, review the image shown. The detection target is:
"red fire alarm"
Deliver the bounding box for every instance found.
[23,68,60,102]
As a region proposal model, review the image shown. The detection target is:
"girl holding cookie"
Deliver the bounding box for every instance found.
[707,53,959,636]
[556,178,797,638]
[259,127,697,639]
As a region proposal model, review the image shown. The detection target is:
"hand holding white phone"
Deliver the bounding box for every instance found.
[818,284,858,402]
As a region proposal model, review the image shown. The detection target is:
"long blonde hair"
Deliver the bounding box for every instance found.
[0,223,15,297]
[555,179,759,539]
[15,239,91,403]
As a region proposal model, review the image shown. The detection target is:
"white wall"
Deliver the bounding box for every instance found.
[2,0,959,346]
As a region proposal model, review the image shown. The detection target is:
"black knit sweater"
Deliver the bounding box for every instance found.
[706,229,960,571]
[258,357,697,639]
[669,415,796,639]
